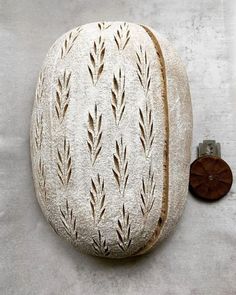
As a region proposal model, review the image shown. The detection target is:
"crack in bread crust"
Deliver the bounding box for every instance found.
[134,25,169,256]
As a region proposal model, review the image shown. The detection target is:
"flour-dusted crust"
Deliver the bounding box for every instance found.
[30,22,192,258]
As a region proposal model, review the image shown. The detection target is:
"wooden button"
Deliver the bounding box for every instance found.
[189,156,233,201]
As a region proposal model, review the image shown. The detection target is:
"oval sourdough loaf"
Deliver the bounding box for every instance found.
[31,21,192,258]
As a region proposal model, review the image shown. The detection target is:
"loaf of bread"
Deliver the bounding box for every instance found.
[31,21,192,258]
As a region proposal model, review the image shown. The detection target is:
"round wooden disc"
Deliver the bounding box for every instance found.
[189,156,233,201]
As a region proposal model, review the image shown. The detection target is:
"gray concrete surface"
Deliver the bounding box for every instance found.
[0,0,235,294]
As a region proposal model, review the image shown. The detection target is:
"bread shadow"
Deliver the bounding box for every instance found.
[80,231,175,269]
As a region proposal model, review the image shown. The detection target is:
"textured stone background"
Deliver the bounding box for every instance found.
[0,0,235,294]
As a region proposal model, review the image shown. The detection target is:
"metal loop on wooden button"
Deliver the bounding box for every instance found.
[189,140,233,201]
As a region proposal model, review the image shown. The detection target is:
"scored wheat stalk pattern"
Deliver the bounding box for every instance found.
[111,68,126,126]
[61,26,82,59]
[87,104,103,166]
[88,35,105,85]
[57,137,72,186]
[92,230,110,257]
[116,204,132,252]
[140,165,156,222]
[60,199,78,241]
[136,45,151,96]
[34,112,43,152]
[134,25,170,255]
[36,71,45,104]
[139,103,154,158]
[112,137,129,197]
[90,174,106,225]
[114,22,130,51]
[37,156,47,201]
[55,70,71,124]
[98,22,111,31]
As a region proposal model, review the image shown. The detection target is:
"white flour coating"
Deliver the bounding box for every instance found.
[30,22,192,258]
